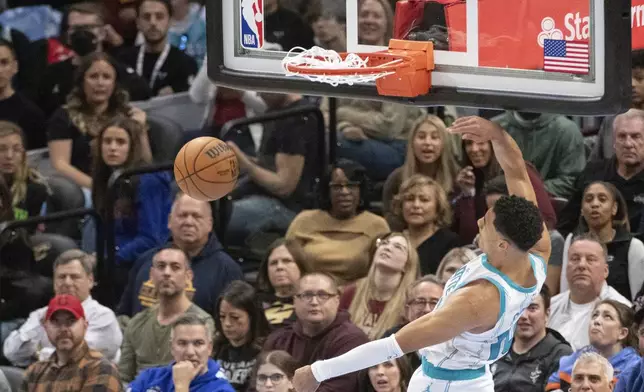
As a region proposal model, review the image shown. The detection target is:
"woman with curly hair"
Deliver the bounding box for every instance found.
[393,174,462,275]
[47,52,151,203]
[0,121,49,221]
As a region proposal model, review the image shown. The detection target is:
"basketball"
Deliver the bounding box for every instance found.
[173,137,239,201]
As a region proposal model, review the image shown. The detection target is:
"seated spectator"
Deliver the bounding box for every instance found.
[21,294,122,392]
[263,0,315,50]
[47,52,151,199]
[491,285,573,392]
[88,117,171,267]
[320,97,424,182]
[614,305,644,392]
[167,0,206,67]
[213,281,269,392]
[482,175,566,294]
[435,247,477,283]
[286,159,389,285]
[0,121,49,220]
[360,356,412,392]
[0,371,8,392]
[549,235,632,351]
[225,92,320,248]
[381,275,444,370]
[256,238,309,330]
[559,181,644,300]
[454,138,556,244]
[3,250,121,367]
[119,246,214,383]
[311,9,347,52]
[117,0,198,97]
[0,22,37,96]
[263,272,370,392]
[0,40,47,150]
[590,50,644,162]
[546,300,640,391]
[357,0,392,46]
[559,109,644,235]
[117,193,242,317]
[340,232,420,339]
[392,174,461,274]
[127,314,234,392]
[492,111,586,199]
[251,350,300,392]
[38,2,151,116]
[189,61,266,157]
[571,352,616,392]
[382,115,460,230]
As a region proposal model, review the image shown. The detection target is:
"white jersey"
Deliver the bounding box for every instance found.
[419,252,546,382]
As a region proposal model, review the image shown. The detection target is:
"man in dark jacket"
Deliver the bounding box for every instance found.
[117,193,243,317]
[263,272,369,392]
[558,110,644,236]
[492,285,573,392]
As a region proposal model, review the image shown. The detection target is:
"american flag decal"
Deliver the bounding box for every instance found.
[543,39,589,75]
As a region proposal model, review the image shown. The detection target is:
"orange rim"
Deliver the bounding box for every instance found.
[284,51,413,76]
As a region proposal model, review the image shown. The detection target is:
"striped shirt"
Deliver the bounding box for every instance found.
[21,342,123,392]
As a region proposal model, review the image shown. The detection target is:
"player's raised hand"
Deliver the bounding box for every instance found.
[448,116,504,143]
[292,365,320,392]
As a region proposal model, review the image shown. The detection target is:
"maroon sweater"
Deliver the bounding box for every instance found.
[263,311,370,391]
[453,163,557,244]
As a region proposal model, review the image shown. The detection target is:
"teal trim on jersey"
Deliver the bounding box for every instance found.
[422,357,486,381]
[481,277,506,323]
[481,255,536,293]
[531,253,547,277]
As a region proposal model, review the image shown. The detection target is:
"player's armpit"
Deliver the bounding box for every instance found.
[394,280,500,354]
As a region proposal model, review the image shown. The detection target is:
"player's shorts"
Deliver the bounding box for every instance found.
[407,359,495,392]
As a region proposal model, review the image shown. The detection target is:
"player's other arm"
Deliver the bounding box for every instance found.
[449,117,551,261]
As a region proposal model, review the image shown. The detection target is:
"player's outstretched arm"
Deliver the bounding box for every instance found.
[292,281,500,392]
[448,116,551,261]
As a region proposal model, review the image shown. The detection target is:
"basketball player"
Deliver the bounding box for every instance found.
[292,116,551,392]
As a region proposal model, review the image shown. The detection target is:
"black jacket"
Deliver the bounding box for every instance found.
[492,328,573,392]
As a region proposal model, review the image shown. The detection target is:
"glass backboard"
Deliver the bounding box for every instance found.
[206,0,631,115]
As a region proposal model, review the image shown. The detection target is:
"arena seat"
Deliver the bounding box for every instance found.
[31,232,78,278]
[146,114,184,163]
[133,92,206,132]
[44,175,85,240]
[0,366,24,391]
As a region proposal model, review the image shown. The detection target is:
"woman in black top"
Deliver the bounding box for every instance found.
[213,280,270,392]
[392,174,461,275]
[47,52,151,197]
[0,121,49,221]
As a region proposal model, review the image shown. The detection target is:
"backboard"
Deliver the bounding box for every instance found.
[206,0,631,115]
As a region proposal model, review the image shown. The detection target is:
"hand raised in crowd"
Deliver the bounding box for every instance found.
[456,165,476,196]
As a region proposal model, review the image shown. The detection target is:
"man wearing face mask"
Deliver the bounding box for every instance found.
[37,2,151,116]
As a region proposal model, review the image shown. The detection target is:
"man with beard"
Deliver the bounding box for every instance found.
[21,294,122,392]
[491,285,572,392]
[118,246,214,384]
[117,0,197,96]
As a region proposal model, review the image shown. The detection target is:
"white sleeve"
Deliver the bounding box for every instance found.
[559,233,572,294]
[310,335,404,382]
[84,307,123,362]
[628,239,644,300]
[3,308,47,366]
[188,57,214,104]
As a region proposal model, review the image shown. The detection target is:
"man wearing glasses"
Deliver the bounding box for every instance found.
[263,272,370,392]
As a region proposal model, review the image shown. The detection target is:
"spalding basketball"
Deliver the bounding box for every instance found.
[173,137,239,201]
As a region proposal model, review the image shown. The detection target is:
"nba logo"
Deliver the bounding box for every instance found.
[241,0,264,49]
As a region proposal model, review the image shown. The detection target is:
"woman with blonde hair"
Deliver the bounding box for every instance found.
[393,174,462,275]
[435,247,478,283]
[339,232,420,340]
[0,121,49,221]
[382,114,460,229]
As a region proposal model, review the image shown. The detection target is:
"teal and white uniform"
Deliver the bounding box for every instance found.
[408,253,547,392]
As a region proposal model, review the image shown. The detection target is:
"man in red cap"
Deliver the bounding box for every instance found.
[21,294,123,392]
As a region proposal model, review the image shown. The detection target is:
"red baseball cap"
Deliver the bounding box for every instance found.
[45,294,85,321]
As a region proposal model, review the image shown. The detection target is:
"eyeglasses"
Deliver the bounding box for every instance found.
[329,181,360,191]
[407,298,439,310]
[257,373,286,384]
[295,291,337,303]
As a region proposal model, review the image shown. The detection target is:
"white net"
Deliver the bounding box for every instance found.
[281,46,401,86]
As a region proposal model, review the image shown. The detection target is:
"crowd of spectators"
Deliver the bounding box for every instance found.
[0,1,643,392]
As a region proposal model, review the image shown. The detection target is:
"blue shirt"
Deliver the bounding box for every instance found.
[127,359,235,392]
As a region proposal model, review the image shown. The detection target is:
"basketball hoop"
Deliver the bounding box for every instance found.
[281,39,435,98]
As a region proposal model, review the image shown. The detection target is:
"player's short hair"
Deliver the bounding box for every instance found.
[492,195,543,252]
[572,352,614,383]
